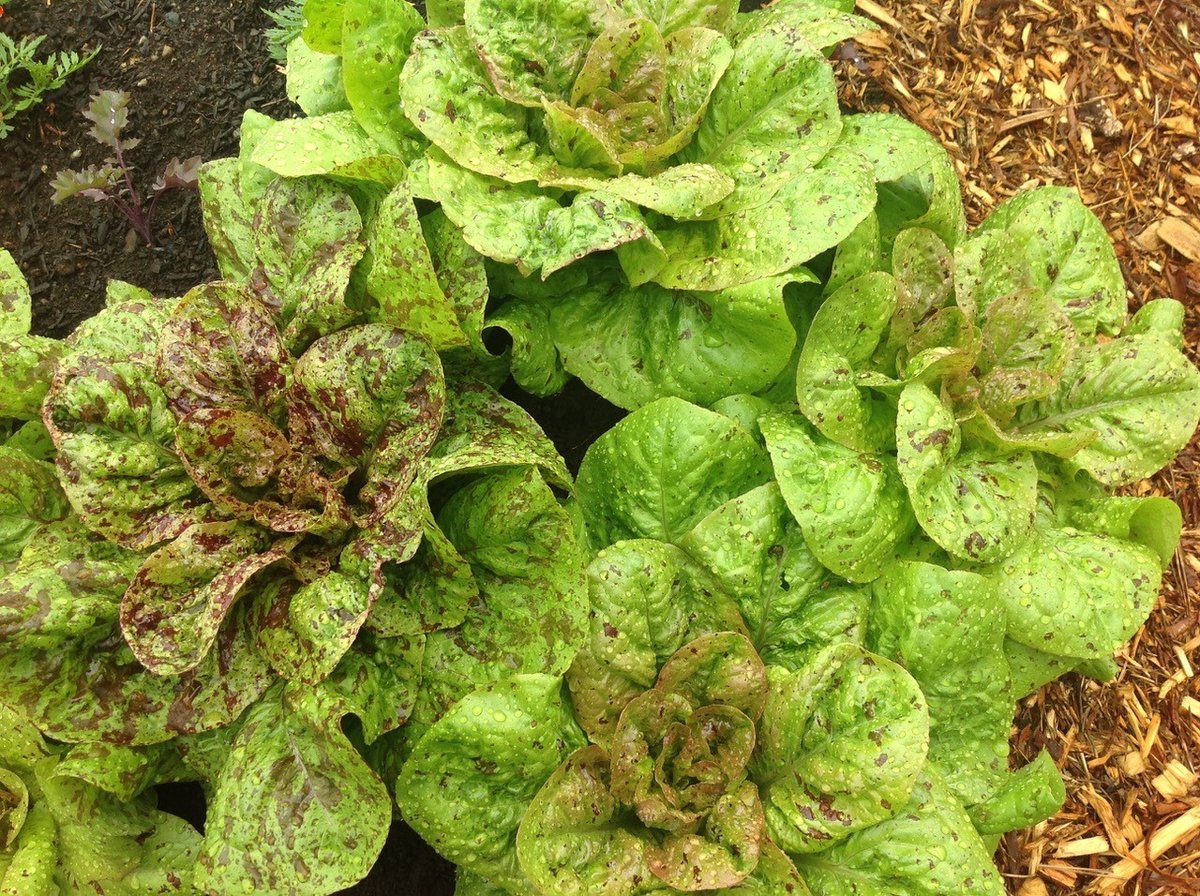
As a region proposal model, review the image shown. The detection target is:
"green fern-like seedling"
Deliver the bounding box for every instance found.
[0,32,100,139]
[262,1,304,64]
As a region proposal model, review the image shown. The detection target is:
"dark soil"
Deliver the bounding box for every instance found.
[0,0,294,338]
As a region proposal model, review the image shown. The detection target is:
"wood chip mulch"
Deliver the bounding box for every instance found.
[838,1,1200,892]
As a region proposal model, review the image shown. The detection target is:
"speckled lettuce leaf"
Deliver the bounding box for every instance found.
[641,144,875,291]
[174,407,353,536]
[53,741,188,802]
[119,521,289,675]
[549,270,796,410]
[576,397,772,550]
[363,504,470,637]
[43,355,210,551]
[868,562,1013,807]
[198,685,390,895]
[400,27,547,182]
[682,19,843,216]
[252,570,374,685]
[0,251,31,339]
[973,186,1124,337]
[0,254,62,421]
[0,448,68,565]
[37,758,202,896]
[301,0,348,53]
[317,631,425,743]
[1010,334,1200,487]
[250,177,366,349]
[1124,297,1185,348]
[398,675,586,885]
[795,272,898,451]
[618,0,737,34]
[0,518,272,745]
[196,111,276,283]
[517,746,657,896]
[793,769,1005,896]
[409,468,588,731]
[250,111,409,185]
[974,287,1076,421]
[0,334,63,423]
[466,0,612,107]
[486,298,571,398]
[735,0,872,48]
[565,539,748,747]
[0,802,56,896]
[761,411,916,582]
[681,484,868,670]
[1059,475,1182,569]
[287,36,350,116]
[838,113,966,252]
[365,185,469,349]
[417,377,570,489]
[423,210,506,382]
[341,0,428,156]
[544,163,736,219]
[984,520,1160,661]
[751,643,929,854]
[968,749,1064,836]
[428,155,660,278]
[155,281,292,423]
[288,324,446,518]
[896,382,1037,563]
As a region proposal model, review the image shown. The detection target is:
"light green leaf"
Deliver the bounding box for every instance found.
[896,382,1037,563]
[550,271,796,409]
[250,111,408,184]
[465,0,613,106]
[839,113,966,251]
[615,0,737,34]
[869,562,1013,806]
[986,523,1160,661]
[545,162,735,218]
[794,769,1005,896]
[486,298,571,397]
[681,484,868,670]
[684,20,843,215]
[398,675,586,883]
[341,0,428,156]
[576,397,772,549]
[366,185,469,348]
[968,750,1065,836]
[761,411,916,582]
[0,335,63,422]
[1012,334,1200,487]
[646,144,875,291]
[565,539,747,747]
[428,155,659,277]
[736,0,873,48]
[795,272,898,451]
[401,27,547,182]
[751,643,929,853]
[302,0,347,53]
[287,38,350,115]
[198,686,390,894]
[974,186,1125,336]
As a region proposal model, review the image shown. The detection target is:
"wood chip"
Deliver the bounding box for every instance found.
[1093,807,1200,892]
[1157,217,1200,263]
[1151,760,1199,800]
[1054,836,1111,858]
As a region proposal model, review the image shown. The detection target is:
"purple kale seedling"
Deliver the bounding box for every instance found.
[50,89,200,247]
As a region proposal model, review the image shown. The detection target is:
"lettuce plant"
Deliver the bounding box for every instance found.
[0,130,588,893]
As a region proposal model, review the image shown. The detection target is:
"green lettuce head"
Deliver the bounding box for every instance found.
[398,0,883,287]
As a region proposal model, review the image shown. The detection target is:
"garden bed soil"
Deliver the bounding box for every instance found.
[2,0,1198,894]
